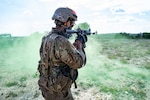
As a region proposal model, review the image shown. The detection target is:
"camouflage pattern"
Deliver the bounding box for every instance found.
[38,28,85,100]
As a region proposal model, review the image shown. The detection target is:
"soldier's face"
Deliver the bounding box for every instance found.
[65,20,75,29]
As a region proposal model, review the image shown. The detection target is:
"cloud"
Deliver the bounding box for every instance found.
[114,0,150,14]
[91,0,150,14]
[22,10,33,16]
[107,15,138,23]
[110,7,125,14]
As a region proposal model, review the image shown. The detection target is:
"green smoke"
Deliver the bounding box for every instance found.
[0,32,43,78]
[73,22,91,30]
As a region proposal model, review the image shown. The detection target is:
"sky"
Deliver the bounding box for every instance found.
[0,0,150,36]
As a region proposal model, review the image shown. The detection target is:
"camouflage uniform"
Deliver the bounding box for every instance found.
[38,28,85,100]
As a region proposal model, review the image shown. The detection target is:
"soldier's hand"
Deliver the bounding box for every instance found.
[73,40,83,50]
[75,34,87,44]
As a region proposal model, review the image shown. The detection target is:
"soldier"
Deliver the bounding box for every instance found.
[38,7,87,100]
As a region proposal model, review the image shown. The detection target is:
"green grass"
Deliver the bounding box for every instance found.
[146,49,150,54]
[32,72,39,78]
[5,81,18,87]
[33,90,40,98]
[0,76,2,80]
[19,76,27,82]
[6,91,18,98]
[144,64,150,69]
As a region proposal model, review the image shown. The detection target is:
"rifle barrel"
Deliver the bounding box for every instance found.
[66,29,96,35]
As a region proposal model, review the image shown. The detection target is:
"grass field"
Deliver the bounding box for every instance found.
[0,34,150,100]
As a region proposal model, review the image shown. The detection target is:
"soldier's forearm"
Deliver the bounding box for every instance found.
[78,49,86,65]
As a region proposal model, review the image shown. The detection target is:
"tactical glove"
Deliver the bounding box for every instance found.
[76,34,87,44]
[75,34,87,48]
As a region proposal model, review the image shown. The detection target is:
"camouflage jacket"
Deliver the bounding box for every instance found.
[38,28,86,93]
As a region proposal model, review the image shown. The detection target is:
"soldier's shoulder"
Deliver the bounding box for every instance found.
[41,32,51,40]
[42,31,68,43]
[42,32,58,40]
[55,35,69,43]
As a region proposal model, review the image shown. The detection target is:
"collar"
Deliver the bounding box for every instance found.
[52,28,72,39]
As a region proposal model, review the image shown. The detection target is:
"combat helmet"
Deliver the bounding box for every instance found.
[52,7,77,22]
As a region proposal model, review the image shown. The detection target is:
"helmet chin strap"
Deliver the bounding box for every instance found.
[61,24,68,29]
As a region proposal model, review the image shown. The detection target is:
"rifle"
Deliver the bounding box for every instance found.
[66,28,97,35]
[66,28,97,47]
